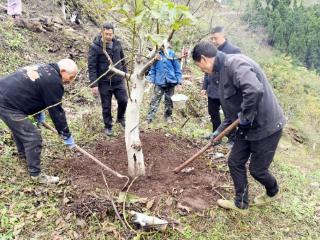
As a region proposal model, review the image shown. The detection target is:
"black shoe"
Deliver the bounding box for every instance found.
[105,128,113,136]
[117,119,125,128]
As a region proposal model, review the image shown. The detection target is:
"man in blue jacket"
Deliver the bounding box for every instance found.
[146,46,182,123]
[0,59,78,184]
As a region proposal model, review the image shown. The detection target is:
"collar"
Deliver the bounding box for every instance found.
[50,63,62,78]
[218,40,228,51]
[213,51,226,73]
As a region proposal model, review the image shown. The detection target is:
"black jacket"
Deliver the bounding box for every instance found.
[202,40,241,99]
[0,64,71,138]
[88,35,127,87]
[214,52,285,141]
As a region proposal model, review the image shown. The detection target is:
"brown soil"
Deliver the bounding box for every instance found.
[56,130,229,213]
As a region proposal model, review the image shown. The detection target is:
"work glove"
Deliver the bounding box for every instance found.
[211,130,222,146]
[63,135,76,149]
[35,112,45,124]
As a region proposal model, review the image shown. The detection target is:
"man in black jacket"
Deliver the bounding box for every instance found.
[192,42,285,213]
[0,59,78,184]
[88,23,128,136]
[202,26,241,143]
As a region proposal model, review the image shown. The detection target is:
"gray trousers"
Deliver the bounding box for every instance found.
[0,106,42,176]
[147,85,174,120]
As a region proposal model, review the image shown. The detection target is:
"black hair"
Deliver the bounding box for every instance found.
[211,26,224,34]
[102,22,114,31]
[192,41,217,62]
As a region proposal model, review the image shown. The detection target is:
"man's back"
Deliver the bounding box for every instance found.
[0,64,63,115]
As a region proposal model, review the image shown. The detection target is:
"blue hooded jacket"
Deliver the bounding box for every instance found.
[149,49,182,87]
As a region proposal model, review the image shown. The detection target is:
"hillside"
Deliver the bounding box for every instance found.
[0,0,320,239]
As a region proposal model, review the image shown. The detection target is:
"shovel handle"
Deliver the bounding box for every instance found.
[173,119,240,173]
[41,122,129,179]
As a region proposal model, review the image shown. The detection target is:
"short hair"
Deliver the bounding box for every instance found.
[211,26,224,34]
[192,41,218,62]
[57,59,78,74]
[102,22,114,31]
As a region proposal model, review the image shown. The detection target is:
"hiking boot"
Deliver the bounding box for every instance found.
[31,173,59,184]
[217,199,249,214]
[117,119,125,128]
[165,116,173,124]
[105,128,113,136]
[253,189,281,206]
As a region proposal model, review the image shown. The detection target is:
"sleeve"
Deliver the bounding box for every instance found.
[88,44,99,88]
[233,47,241,54]
[216,111,233,134]
[38,73,71,138]
[172,57,182,84]
[202,74,209,90]
[148,63,156,84]
[119,44,127,73]
[231,60,264,123]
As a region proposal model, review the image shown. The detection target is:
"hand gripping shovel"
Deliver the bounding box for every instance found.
[173,119,240,173]
[42,122,130,189]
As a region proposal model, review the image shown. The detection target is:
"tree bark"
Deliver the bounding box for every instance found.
[125,62,146,178]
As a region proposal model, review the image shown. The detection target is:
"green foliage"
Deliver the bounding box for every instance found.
[244,0,320,72]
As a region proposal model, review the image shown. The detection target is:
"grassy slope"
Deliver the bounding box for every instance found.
[1,1,320,239]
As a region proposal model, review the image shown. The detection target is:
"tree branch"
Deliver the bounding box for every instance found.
[138,55,158,78]
[167,0,192,42]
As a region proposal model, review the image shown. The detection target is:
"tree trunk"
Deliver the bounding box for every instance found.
[125,62,146,178]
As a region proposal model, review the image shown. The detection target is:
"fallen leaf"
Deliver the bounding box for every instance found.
[146,198,155,209]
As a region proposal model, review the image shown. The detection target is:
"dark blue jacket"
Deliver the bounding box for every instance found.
[0,64,71,138]
[88,35,127,87]
[202,40,241,99]
[149,49,182,87]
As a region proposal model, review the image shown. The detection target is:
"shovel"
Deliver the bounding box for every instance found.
[173,119,240,173]
[42,122,130,188]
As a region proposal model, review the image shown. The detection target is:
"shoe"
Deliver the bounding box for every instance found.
[117,119,125,128]
[253,189,281,206]
[31,173,59,184]
[165,116,173,124]
[146,118,153,124]
[105,128,113,136]
[217,199,249,214]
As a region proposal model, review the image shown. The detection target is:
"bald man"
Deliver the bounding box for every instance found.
[0,59,78,184]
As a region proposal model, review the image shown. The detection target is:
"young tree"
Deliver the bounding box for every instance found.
[99,0,195,178]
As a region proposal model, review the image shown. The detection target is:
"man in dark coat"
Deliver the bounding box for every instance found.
[192,42,285,213]
[88,23,128,136]
[0,59,78,184]
[202,26,241,143]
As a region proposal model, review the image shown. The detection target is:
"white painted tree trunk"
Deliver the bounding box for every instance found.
[125,63,146,178]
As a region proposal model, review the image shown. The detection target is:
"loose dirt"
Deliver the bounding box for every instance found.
[57,130,230,214]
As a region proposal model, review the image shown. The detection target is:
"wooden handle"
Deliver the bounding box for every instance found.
[42,122,128,179]
[173,119,240,173]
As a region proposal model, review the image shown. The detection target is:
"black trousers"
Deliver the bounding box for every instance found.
[208,97,221,132]
[208,97,236,141]
[0,106,42,176]
[98,82,128,129]
[228,129,282,209]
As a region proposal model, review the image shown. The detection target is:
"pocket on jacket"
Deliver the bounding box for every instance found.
[223,83,237,99]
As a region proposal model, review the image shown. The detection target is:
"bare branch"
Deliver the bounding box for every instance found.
[109,65,131,79]
[138,56,158,78]
[101,171,129,231]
